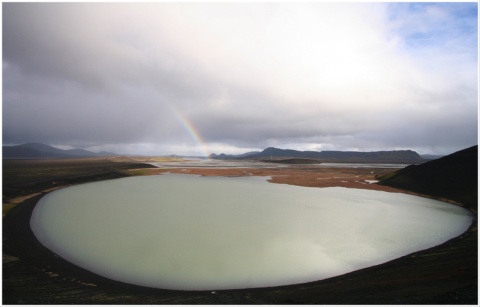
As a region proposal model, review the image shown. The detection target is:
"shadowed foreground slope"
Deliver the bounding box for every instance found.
[378,145,478,211]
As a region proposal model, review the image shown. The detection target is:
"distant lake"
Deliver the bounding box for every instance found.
[150,160,409,169]
[31,174,473,290]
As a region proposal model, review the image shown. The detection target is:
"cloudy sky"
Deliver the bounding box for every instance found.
[3,2,478,156]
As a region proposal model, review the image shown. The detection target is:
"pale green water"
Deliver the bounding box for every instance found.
[31,174,473,290]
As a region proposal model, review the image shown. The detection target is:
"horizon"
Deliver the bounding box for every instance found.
[3,141,474,157]
[2,2,478,157]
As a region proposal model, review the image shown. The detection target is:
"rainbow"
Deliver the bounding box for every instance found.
[170,108,210,158]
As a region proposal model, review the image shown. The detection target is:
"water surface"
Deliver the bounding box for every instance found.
[31,174,472,290]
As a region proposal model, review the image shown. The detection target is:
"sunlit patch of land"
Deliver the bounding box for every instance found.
[133,165,407,194]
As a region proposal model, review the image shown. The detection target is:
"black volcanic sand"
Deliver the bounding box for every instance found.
[2,164,478,304]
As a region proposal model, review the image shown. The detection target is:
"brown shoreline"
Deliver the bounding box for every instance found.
[3,166,478,304]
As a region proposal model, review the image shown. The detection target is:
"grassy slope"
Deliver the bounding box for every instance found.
[378,145,478,211]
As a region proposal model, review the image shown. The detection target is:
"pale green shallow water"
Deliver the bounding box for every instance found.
[31,174,473,290]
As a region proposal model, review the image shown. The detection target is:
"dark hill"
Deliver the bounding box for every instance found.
[209,151,260,159]
[260,158,322,164]
[211,147,427,164]
[378,145,478,210]
[2,143,117,159]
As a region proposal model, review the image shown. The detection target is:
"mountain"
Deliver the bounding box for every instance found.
[2,143,118,159]
[378,145,478,209]
[209,151,260,159]
[210,147,426,164]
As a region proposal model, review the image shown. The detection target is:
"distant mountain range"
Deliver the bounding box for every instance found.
[210,147,429,164]
[378,145,478,209]
[3,143,444,163]
[2,143,117,159]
